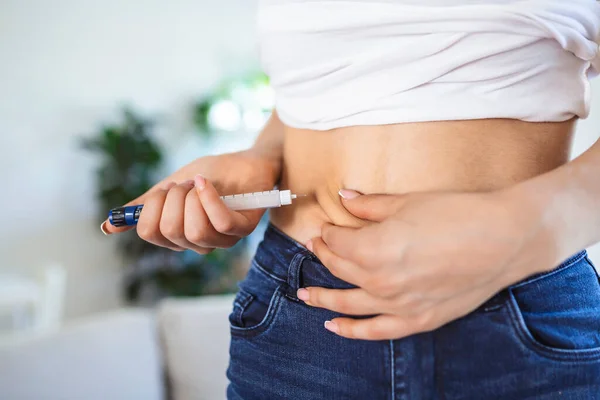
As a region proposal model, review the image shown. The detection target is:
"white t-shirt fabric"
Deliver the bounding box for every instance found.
[257,0,600,130]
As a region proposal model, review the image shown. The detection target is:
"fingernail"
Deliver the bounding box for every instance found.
[183,179,195,186]
[338,189,360,200]
[195,175,206,190]
[324,321,339,334]
[306,239,313,252]
[297,288,310,301]
[100,221,110,235]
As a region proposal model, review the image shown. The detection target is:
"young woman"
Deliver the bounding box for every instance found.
[103,1,600,398]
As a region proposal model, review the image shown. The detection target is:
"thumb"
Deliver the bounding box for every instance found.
[338,189,407,222]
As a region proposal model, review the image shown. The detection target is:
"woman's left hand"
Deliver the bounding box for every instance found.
[299,188,557,340]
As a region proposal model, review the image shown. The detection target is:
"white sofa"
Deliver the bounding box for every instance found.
[0,295,234,400]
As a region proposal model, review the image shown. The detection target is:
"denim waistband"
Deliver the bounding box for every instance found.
[253,223,354,294]
[254,223,588,305]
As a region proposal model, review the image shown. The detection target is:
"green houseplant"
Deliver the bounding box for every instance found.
[81,108,245,303]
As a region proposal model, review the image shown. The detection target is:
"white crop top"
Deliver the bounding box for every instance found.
[257,0,600,130]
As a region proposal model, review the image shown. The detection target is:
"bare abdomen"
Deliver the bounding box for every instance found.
[270,118,576,244]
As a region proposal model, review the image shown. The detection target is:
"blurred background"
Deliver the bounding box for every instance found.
[0,1,599,399]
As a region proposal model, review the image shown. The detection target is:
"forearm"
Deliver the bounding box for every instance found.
[510,135,600,267]
[243,110,285,185]
[248,110,285,164]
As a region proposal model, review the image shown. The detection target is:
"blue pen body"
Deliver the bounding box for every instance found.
[108,205,144,227]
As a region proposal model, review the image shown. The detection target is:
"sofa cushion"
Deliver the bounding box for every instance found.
[0,309,163,400]
[157,295,234,400]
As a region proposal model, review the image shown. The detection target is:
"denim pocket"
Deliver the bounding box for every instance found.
[229,259,287,338]
[507,253,600,362]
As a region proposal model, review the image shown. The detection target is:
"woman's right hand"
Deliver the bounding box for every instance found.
[100,149,281,254]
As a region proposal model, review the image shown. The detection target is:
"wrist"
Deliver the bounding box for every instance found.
[247,142,280,161]
[499,183,563,278]
[502,160,598,274]
[243,147,282,185]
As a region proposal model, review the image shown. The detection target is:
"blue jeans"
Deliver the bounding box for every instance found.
[227,224,600,399]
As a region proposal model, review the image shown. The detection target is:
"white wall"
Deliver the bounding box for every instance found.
[1,0,599,320]
[0,0,260,319]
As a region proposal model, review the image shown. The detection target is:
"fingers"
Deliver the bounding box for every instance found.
[324,287,491,340]
[324,314,418,341]
[104,175,260,253]
[159,181,218,254]
[138,178,243,253]
[308,237,366,286]
[195,175,262,236]
[319,224,375,267]
[339,190,408,222]
[136,183,185,251]
[298,287,386,316]
[101,181,176,235]
[315,280,496,341]
[183,188,238,250]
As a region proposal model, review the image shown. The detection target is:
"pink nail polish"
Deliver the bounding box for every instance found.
[324,321,340,334]
[195,175,206,190]
[297,288,310,301]
[306,240,313,252]
[100,221,110,235]
[338,189,360,200]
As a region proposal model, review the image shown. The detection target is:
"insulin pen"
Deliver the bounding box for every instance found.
[108,189,303,227]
